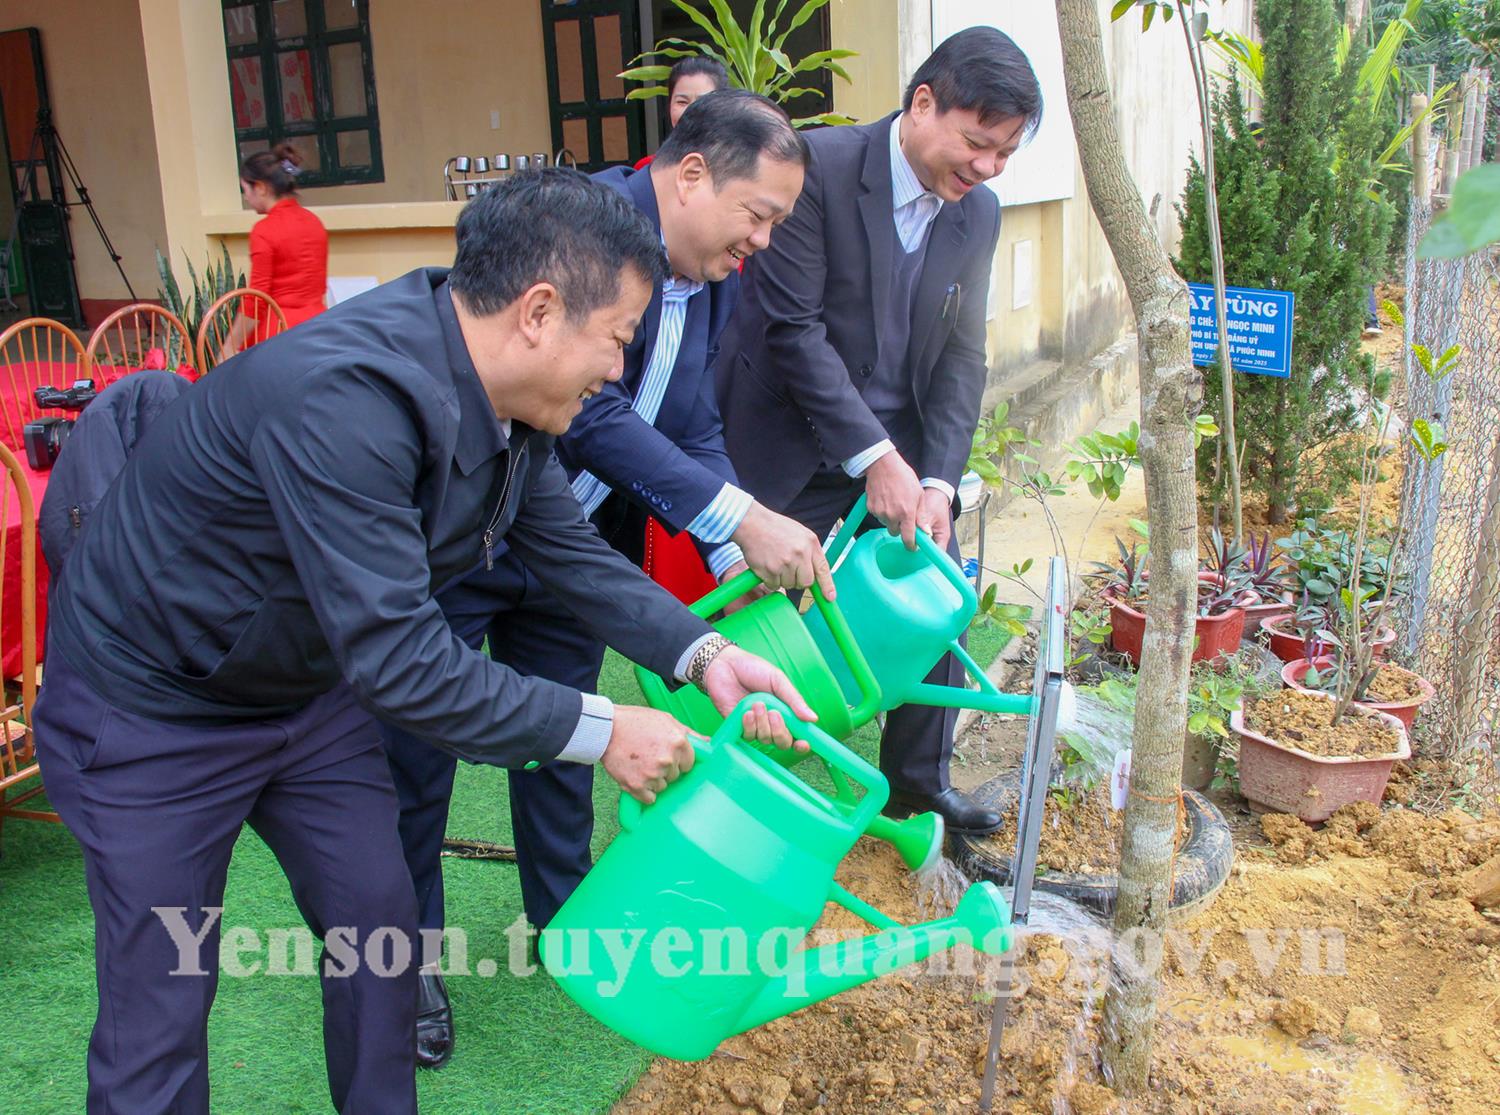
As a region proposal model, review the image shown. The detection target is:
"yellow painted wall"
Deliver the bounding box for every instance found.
[303,0,554,206]
[829,0,901,126]
[206,201,464,286]
[1050,0,1258,364]
[984,202,1045,369]
[0,0,166,301]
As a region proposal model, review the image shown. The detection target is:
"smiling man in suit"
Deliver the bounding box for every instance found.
[378,89,829,1068]
[716,28,1043,835]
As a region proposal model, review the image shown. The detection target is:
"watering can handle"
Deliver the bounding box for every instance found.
[617,697,887,833]
[823,494,869,567]
[617,731,711,832]
[684,568,883,730]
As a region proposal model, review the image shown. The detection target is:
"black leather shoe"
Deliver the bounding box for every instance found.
[415,970,454,1069]
[883,786,1002,834]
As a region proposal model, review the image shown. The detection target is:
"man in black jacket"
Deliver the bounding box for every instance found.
[717,28,1042,834]
[36,170,811,1115]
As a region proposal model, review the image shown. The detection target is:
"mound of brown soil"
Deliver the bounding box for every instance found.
[973,781,1183,877]
[616,799,1500,1115]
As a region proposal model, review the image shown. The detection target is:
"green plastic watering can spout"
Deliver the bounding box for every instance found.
[734,882,1014,1035]
[865,811,945,873]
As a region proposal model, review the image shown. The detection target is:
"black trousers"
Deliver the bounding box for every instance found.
[380,550,606,937]
[788,466,964,797]
[34,649,419,1115]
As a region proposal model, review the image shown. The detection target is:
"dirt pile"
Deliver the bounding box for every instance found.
[615,804,1500,1115]
[973,782,1183,877]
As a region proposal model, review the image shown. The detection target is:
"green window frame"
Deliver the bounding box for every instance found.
[220,0,383,187]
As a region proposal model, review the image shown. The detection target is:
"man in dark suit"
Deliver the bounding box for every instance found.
[34,171,812,1115]
[717,28,1043,833]
[377,91,828,1067]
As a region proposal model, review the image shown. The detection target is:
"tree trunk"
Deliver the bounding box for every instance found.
[1268,388,1291,524]
[1056,0,1202,1096]
[1344,0,1367,36]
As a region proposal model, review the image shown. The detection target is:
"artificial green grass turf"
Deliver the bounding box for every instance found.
[0,623,1009,1113]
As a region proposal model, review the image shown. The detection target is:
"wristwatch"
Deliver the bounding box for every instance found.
[686,634,734,692]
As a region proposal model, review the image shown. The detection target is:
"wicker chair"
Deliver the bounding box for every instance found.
[84,303,194,386]
[0,440,55,849]
[0,317,87,456]
[195,288,289,374]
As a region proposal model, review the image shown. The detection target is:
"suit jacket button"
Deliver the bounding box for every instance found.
[631,481,642,492]
[859,364,873,378]
[661,500,672,512]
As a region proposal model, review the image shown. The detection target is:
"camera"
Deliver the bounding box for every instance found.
[24,378,96,470]
[34,378,98,412]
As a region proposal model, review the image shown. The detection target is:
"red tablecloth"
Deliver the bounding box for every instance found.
[0,361,193,678]
[1,457,47,678]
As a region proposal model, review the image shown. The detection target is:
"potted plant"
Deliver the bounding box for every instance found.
[1183,658,1266,791]
[1101,534,1257,667]
[1237,324,1453,821]
[1231,689,1409,822]
[1280,652,1436,731]
[1263,594,1394,664]
[1239,532,1293,637]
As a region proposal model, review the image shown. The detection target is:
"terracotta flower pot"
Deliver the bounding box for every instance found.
[1262,614,1395,664]
[1281,657,1436,731]
[1107,573,1255,667]
[1232,694,1410,823]
[1241,592,1293,640]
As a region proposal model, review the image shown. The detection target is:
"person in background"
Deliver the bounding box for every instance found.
[634,56,730,170]
[217,143,330,360]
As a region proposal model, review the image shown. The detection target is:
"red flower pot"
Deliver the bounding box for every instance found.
[1107,574,1255,667]
[1241,593,1293,640]
[1232,694,1410,823]
[1262,614,1395,664]
[1281,658,1436,731]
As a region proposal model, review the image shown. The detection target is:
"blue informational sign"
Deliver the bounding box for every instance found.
[1187,283,1295,378]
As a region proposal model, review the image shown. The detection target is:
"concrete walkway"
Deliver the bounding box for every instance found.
[964,374,1148,611]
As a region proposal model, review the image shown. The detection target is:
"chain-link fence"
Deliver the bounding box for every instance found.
[1395,198,1500,769]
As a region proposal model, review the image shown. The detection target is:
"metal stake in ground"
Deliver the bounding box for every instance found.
[979,557,1068,1113]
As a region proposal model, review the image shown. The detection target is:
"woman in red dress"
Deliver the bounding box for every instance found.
[218,143,329,360]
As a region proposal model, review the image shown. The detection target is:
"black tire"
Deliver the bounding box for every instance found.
[950,769,1234,920]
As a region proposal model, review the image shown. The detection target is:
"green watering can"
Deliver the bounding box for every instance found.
[539,695,1014,1062]
[802,495,1034,719]
[635,565,943,871]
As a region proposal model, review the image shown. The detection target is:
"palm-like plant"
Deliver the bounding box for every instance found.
[620,0,857,127]
[155,244,245,367]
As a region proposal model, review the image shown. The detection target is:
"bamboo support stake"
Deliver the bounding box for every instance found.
[1412,93,1431,203]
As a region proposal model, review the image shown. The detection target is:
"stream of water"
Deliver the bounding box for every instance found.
[1056,687,1136,785]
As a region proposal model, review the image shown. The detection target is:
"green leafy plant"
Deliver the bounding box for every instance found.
[971,582,1031,638]
[1066,423,1140,501]
[620,0,856,127]
[1177,0,1395,524]
[967,402,1032,484]
[1275,518,1402,609]
[1187,671,1246,738]
[1326,303,1455,726]
[1070,604,1114,653]
[155,244,245,367]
